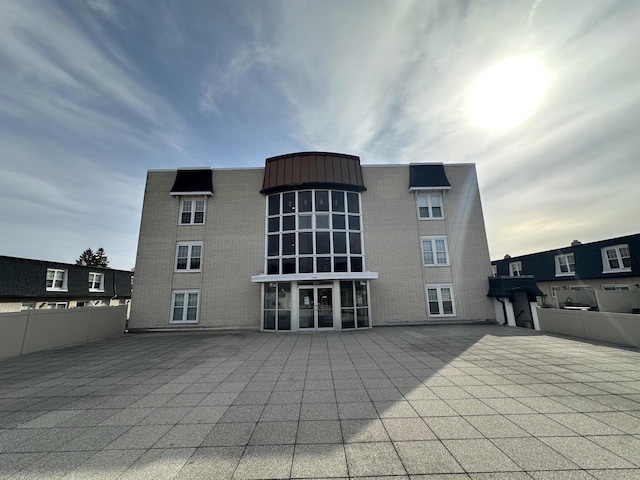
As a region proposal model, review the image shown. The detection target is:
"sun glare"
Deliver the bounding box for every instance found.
[468,57,549,130]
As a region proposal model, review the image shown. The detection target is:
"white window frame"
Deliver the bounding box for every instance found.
[601,244,631,273]
[416,193,444,220]
[550,286,561,299]
[170,290,200,324]
[21,303,35,311]
[179,198,206,225]
[45,302,67,309]
[426,284,456,317]
[492,265,497,277]
[88,272,105,292]
[175,242,203,272]
[601,284,630,291]
[555,253,576,277]
[421,236,450,266]
[46,268,68,291]
[509,261,522,277]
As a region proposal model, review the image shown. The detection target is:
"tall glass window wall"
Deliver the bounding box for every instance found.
[265,190,364,275]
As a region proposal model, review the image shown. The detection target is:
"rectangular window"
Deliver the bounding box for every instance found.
[602,244,631,273]
[170,291,199,323]
[46,268,68,291]
[421,237,449,266]
[555,253,576,276]
[45,302,67,309]
[88,272,104,292]
[426,285,455,317]
[492,265,498,277]
[509,261,522,277]
[21,303,35,311]
[601,284,630,291]
[179,199,206,225]
[417,194,443,219]
[175,243,203,272]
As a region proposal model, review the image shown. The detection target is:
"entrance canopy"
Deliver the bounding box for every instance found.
[487,275,543,303]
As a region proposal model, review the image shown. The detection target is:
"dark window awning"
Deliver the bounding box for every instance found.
[409,164,451,190]
[261,152,366,194]
[170,169,214,196]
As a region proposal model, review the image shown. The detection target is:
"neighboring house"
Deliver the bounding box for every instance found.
[0,256,133,313]
[130,152,495,331]
[491,234,640,313]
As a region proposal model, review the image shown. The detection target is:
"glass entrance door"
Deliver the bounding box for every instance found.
[298,286,333,330]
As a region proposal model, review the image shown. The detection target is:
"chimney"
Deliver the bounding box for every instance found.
[571,240,581,246]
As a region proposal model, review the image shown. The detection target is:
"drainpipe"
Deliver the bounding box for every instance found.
[496,297,508,325]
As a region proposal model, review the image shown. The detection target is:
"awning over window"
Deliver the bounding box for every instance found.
[409,164,451,190]
[170,169,214,196]
[261,152,366,194]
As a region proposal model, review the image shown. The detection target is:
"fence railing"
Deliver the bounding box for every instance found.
[537,307,640,347]
[0,306,127,359]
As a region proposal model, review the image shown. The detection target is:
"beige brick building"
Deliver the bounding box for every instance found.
[129,152,495,331]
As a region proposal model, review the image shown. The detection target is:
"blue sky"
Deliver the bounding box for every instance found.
[1,0,638,270]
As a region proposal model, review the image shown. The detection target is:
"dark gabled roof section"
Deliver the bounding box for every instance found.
[170,169,214,195]
[261,152,366,194]
[487,276,544,298]
[409,164,451,190]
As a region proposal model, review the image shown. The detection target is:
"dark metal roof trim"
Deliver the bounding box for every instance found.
[170,169,214,195]
[409,164,451,190]
[261,152,367,194]
[487,276,544,298]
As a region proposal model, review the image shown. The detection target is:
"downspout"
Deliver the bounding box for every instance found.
[496,297,508,325]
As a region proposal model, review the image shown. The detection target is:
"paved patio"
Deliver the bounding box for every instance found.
[2,325,640,479]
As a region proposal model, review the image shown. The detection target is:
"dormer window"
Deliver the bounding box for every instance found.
[602,244,631,273]
[555,253,575,276]
[46,268,67,291]
[509,261,522,277]
[88,272,104,292]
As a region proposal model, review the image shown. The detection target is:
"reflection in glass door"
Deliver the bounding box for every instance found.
[298,286,333,329]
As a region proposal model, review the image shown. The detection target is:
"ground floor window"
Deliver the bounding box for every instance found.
[426,284,455,317]
[601,284,630,291]
[170,291,199,323]
[45,302,67,309]
[263,283,292,331]
[262,280,371,331]
[21,303,35,310]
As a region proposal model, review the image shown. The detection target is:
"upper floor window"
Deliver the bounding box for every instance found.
[421,236,449,266]
[265,190,363,275]
[555,253,575,276]
[175,242,202,272]
[171,291,199,323]
[509,261,522,277]
[88,272,104,292]
[492,265,498,277]
[426,284,455,316]
[602,244,631,273]
[46,268,68,291]
[417,193,443,219]
[180,199,205,225]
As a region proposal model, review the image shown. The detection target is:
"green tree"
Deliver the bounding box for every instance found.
[76,247,109,267]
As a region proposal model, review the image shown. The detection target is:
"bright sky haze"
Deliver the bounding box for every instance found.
[1,0,638,270]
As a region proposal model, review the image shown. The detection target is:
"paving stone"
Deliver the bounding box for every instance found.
[373,400,419,418]
[0,452,46,477]
[410,399,458,417]
[291,443,348,478]
[340,419,389,442]
[63,449,145,480]
[464,415,530,438]
[394,440,464,475]
[423,416,483,440]
[202,422,256,446]
[587,434,640,466]
[6,450,94,479]
[8,427,88,453]
[297,420,342,444]
[540,436,634,469]
[492,436,579,470]
[97,407,156,426]
[57,425,130,451]
[547,412,624,435]
[137,406,192,425]
[505,414,578,437]
[154,423,214,448]
[233,445,294,479]
[16,410,84,428]
[344,442,406,476]
[443,438,522,473]
[382,417,436,441]
[249,421,298,445]
[302,390,337,404]
[104,424,172,450]
[118,447,195,480]
[338,402,378,420]
[300,403,339,421]
[180,405,229,424]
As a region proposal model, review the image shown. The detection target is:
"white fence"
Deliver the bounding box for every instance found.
[0,306,127,359]
[537,307,640,347]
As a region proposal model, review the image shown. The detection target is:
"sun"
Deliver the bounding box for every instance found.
[468,57,549,130]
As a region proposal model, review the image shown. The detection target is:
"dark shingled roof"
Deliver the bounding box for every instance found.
[261,152,366,194]
[409,164,451,190]
[170,169,214,195]
[487,276,544,298]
